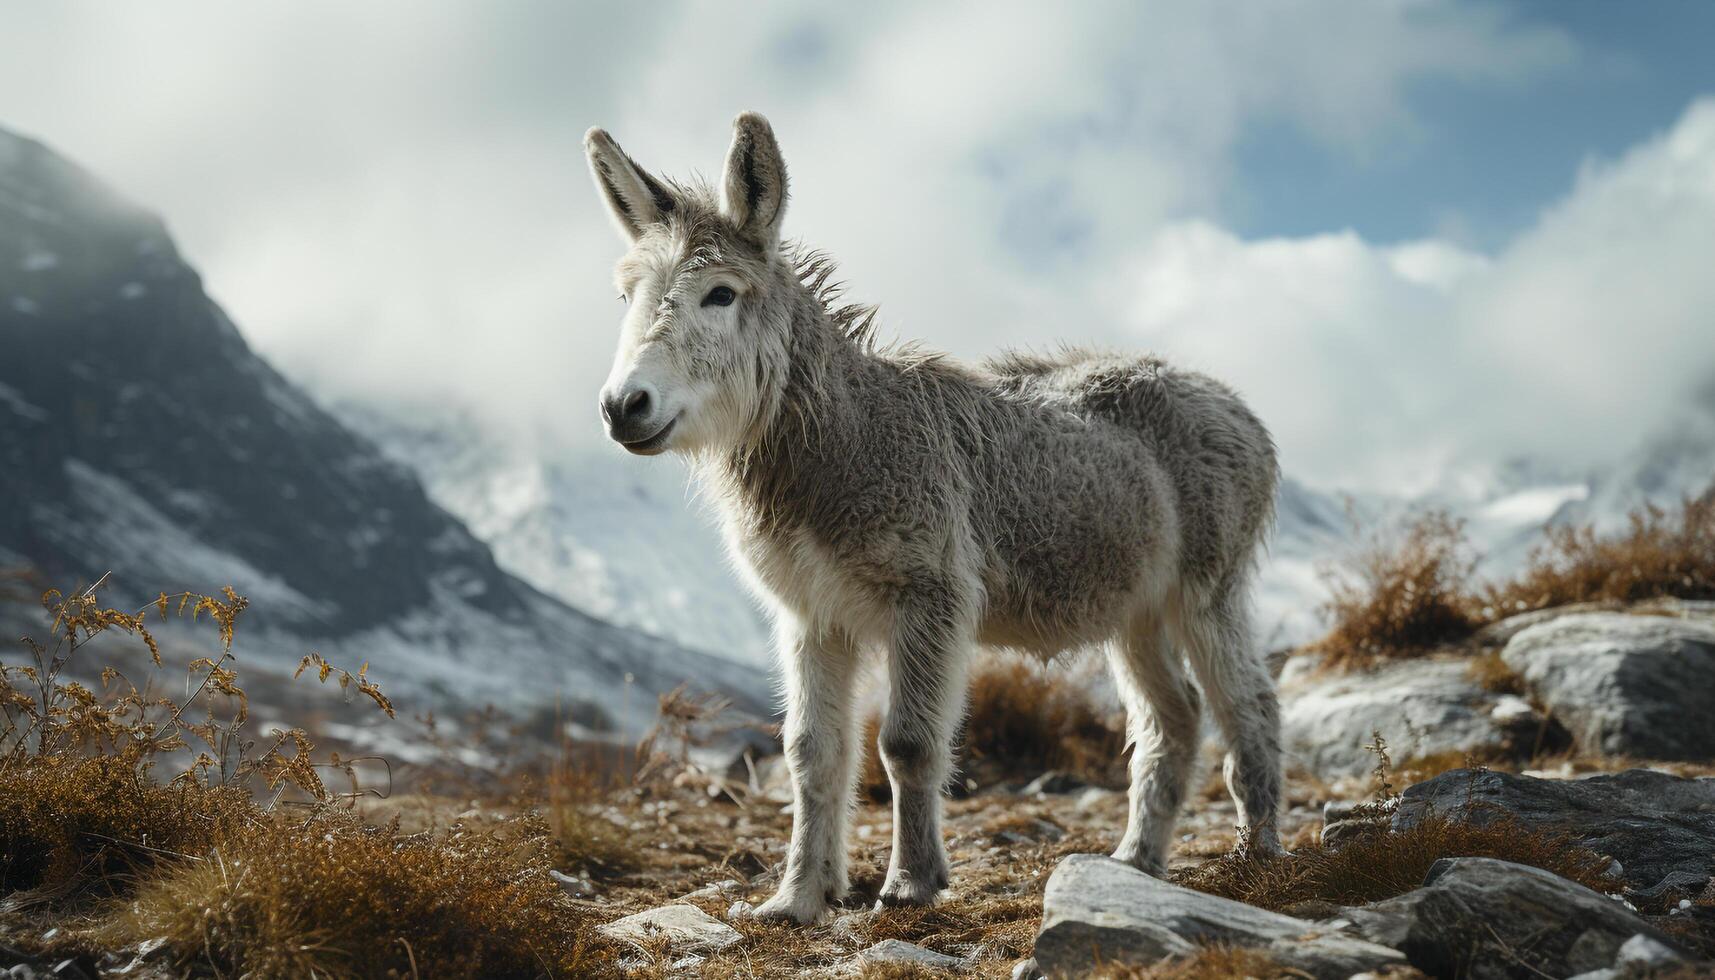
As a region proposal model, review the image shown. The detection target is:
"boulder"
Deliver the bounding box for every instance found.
[1281,655,1547,778]
[1338,858,1687,980]
[1394,768,1715,896]
[1032,854,1405,979]
[1501,612,1715,760]
[596,904,743,953]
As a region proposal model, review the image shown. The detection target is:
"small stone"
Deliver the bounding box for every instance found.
[1074,786,1116,811]
[1614,933,1686,968]
[1022,770,1086,795]
[726,900,754,921]
[1010,958,1043,980]
[856,939,966,971]
[550,869,595,898]
[597,904,743,952]
[683,878,743,901]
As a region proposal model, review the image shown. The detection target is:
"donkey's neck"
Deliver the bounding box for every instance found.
[710,292,874,528]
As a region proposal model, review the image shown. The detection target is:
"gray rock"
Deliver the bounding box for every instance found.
[1566,931,1704,980]
[1009,958,1042,980]
[682,878,744,901]
[855,939,966,971]
[1340,858,1687,980]
[1501,612,1715,760]
[1032,854,1405,979]
[1022,771,1087,795]
[1280,655,1547,778]
[1394,767,1715,895]
[596,904,743,952]
[549,869,595,898]
[1476,602,1621,646]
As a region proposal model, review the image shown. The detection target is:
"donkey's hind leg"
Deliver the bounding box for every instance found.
[1178,584,1282,855]
[1108,611,1203,875]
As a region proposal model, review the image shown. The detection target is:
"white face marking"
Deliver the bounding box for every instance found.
[598,238,754,456]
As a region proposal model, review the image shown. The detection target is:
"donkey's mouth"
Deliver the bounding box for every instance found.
[620,416,678,455]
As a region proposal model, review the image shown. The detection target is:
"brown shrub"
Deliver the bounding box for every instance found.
[94,808,604,979]
[1484,488,1715,617]
[1464,650,1523,695]
[1173,812,1613,914]
[960,657,1126,787]
[1314,510,1480,671]
[0,754,249,896]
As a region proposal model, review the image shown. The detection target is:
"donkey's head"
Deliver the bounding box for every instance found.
[585,113,794,457]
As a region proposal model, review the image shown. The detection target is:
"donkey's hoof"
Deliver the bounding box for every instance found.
[1109,843,1167,877]
[876,868,947,908]
[752,890,830,925]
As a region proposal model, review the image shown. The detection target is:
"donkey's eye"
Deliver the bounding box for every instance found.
[702,285,736,308]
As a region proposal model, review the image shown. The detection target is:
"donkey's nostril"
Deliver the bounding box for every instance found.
[602,386,654,432]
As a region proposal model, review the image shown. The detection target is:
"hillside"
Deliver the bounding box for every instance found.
[0,125,766,729]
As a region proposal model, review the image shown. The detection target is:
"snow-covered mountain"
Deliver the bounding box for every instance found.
[0,125,767,731]
[331,379,1715,661]
[339,403,773,666]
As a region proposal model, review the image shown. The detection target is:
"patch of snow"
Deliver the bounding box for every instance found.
[1477,484,1588,526]
[21,249,58,272]
[118,282,147,300]
[46,459,333,622]
[10,296,39,315]
[0,382,48,421]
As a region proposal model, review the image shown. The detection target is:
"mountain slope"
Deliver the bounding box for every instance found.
[0,126,765,728]
[340,401,773,665]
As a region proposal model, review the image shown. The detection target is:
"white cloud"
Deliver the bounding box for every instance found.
[6,0,1653,493]
[1119,98,1715,493]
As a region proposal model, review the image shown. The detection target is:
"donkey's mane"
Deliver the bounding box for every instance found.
[786,244,880,352]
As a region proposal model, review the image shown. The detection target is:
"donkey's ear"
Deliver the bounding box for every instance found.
[721,112,788,247]
[585,127,677,241]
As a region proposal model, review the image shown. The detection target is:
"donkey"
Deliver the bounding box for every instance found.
[585,113,1283,924]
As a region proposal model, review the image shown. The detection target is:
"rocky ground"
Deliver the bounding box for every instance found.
[2,600,1711,979]
[561,599,1715,978]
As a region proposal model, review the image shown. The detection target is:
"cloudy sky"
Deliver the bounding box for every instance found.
[2,1,1712,494]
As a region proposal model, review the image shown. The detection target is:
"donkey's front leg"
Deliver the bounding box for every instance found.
[754,618,860,925]
[877,591,972,907]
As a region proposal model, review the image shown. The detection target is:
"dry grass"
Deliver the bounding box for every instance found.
[0,579,630,978]
[1314,483,1715,671]
[1463,650,1523,695]
[1173,812,1614,915]
[1092,945,1301,979]
[90,808,602,978]
[1314,510,1479,671]
[1484,489,1715,617]
[0,754,250,897]
[960,657,1126,787]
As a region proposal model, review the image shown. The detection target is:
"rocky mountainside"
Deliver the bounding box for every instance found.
[339,401,773,665]
[0,126,765,729]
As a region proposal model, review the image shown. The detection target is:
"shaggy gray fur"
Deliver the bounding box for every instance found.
[585,113,1283,924]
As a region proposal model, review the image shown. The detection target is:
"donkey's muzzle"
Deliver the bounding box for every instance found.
[601,382,671,451]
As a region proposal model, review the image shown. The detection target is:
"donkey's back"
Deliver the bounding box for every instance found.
[970,348,1278,655]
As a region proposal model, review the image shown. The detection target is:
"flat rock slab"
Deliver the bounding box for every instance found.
[596,903,743,953]
[1395,767,1715,895]
[856,939,967,971]
[1339,858,1687,980]
[1281,655,1540,778]
[1033,854,1405,979]
[1502,611,1715,760]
